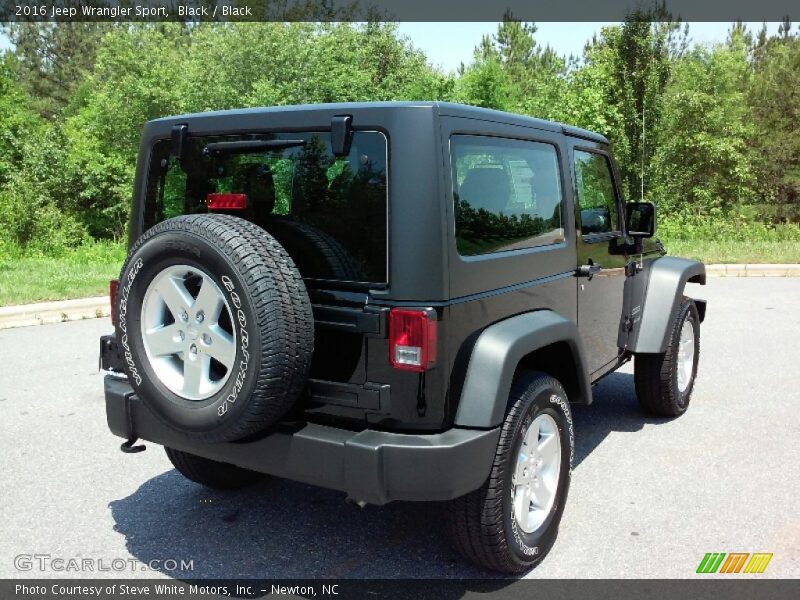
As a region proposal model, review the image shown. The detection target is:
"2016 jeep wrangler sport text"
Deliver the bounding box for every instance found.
[101,102,706,573]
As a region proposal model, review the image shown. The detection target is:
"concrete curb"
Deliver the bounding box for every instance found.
[0,296,109,330]
[704,263,800,277]
[0,262,798,330]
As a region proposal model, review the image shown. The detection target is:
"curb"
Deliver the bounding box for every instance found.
[0,262,798,330]
[704,263,800,277]
[0,296,109,330]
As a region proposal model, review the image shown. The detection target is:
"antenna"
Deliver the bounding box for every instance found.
[641,98,645,201]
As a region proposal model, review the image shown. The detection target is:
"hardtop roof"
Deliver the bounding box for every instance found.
[149,101,609,145]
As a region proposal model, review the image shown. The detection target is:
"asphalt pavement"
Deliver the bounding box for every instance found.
[1,278,798,580]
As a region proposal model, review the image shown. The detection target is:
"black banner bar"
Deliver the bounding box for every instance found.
[3,579,800,600]
[0,0,797,23]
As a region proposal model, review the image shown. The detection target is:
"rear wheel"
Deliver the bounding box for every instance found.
[446,372,574,573]
[165,447,263,490]
[634,297,700,417]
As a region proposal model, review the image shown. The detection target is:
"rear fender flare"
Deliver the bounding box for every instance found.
[454,311,592,428]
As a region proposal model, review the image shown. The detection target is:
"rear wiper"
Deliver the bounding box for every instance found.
[203,139,306,155]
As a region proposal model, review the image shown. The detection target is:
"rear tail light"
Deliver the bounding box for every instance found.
[109,279,119,326]
[207,193,248,211]
[389,308,437,372]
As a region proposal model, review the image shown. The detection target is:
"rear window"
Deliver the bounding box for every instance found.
[143,131,388,284]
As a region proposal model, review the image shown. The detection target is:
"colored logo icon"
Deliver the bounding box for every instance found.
[696,553,773,574]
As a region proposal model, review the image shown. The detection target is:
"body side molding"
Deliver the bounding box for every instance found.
[454,310,592,428]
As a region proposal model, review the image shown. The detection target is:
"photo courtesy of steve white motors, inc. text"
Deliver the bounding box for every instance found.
[14,583,341,597]
[12,3,253,19]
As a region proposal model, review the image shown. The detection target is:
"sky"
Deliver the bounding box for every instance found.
[0,22,783,71]
[396,22,783,72]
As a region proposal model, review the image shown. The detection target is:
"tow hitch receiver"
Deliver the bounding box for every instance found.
[119,384,146,454]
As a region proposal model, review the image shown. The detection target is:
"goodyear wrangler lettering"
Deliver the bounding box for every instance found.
[118,258,144,385]
[219,276,249,416]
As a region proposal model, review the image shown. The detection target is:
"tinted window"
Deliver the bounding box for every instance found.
[574,150,620,234]
[451,135,564,256]
[144,131,387,284]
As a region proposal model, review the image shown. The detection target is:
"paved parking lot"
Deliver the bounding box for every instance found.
[1,278,798,579]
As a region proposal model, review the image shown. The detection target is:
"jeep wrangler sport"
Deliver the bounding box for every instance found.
[101,102,706,573]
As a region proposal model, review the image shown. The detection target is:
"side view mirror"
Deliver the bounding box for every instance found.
[625,201,656,238]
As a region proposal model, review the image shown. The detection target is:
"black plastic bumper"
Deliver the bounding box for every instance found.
[104,375,500,505]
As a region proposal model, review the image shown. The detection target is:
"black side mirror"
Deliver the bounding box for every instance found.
[625,201,656,238]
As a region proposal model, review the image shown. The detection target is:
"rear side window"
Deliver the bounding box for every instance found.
[573,150,620,235]
[450,135,564,256]
[144,131,388,284]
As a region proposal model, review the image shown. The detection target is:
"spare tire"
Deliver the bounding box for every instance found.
[265,219,364,282]
[115,214,314,442]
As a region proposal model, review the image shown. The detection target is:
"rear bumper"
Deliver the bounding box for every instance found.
[105,376,500,505]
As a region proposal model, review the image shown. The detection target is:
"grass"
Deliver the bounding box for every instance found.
[0,233,797,307]
[661,238,800,264]
[0,241,126,306]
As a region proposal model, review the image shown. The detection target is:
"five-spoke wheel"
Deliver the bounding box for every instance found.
[512,413,562,533]
[141,265,236,401]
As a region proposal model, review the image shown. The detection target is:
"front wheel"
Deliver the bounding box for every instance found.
[634,297,700,417]
[445,372,574,573]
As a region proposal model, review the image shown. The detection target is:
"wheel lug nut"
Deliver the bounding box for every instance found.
[175,330,185,342]
[180,310,188,322]
[189,344,197,355]
[202,333,211,345]
[196,311,204,323]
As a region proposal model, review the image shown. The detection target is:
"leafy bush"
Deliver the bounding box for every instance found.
[658,213,800,243]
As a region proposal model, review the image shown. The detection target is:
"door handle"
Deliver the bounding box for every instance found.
[577,261,602,280]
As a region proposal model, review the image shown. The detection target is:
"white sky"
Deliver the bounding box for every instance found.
[398,21,783,72]
[0,22,784,72]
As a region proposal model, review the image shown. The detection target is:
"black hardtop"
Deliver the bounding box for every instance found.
[147,101,609,144]
[132,101,608,303]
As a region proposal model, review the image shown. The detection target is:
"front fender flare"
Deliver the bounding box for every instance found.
[454,311,592,428]
[631,256,706,354]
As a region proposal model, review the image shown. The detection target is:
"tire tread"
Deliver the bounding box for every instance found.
[634,297,699,417]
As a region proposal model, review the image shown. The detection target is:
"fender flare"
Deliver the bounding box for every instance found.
[630,256,706,354]
[454,310,592,428]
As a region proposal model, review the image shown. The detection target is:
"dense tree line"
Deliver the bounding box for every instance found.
[0,16,798,256]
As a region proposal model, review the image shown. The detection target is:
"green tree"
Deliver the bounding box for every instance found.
[2,22,113,118]
[748,25,800,212]
[458,15,568,118]
[650,31,755,218]
[0,55,44,187]
[454,56,513,110]
[604,12,686,199]
[562,31,628,154]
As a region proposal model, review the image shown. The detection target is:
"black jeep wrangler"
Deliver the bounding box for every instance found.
[101,102,706,573]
